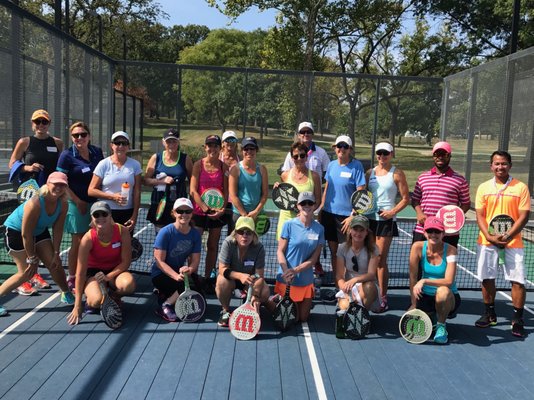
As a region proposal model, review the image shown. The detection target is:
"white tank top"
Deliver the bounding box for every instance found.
[368,166,397,221]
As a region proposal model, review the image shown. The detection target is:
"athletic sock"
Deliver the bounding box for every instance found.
[485,303,495,315]
[513,307,524,321]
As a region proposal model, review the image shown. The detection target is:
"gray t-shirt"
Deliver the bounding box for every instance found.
[337,242,379,280]
[219,236,265,274]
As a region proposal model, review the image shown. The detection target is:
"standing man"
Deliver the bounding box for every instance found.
[474,151,530,337]
[281,122,330,178]
[411,141,470,247]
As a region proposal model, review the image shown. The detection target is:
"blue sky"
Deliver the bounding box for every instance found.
[157,0,278,31]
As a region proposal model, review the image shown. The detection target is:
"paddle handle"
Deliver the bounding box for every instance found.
[183,272,190,290]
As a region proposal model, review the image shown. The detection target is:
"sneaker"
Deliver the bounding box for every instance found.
[322,289,337,303]
[0,305,7,317]
[31,273,51,289]
[511,319,526,338]
[218,310,231,327]
[475,312,497,328]
[83,302,99,315]
[15,281,37,296]
[155,303,177,322]
[434,323,448,344]
[67,276,76,292]
[61,291,75,305]
[376,296,389,313]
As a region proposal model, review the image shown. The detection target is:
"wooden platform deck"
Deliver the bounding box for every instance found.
[0,273,533,400]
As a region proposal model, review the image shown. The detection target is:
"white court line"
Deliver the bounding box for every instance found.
[301,321,328,400]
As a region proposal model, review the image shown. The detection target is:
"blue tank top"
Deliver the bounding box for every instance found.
[5,196,62,235]
[421,242,458,295]
[154,151,188,199]
[232,161,262,215]
[367,166,397,221]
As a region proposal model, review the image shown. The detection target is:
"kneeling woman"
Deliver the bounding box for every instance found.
[67,202,136,325]
[152,198,202,322]
[276,192,324,322]
[409,217,460,344]
[335,215,380,318]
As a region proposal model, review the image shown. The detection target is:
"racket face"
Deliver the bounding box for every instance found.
[255,214,270,235]
[343,303,371,339]
[175,289,206,322]
[488,214,515,235]
[436,205,465,234]
[155,197,166,221]
[99,284,123,329]
[351,190,374,214]
[273,297,298,331]
[201,188,225,209]
[399,309,433,344]
[229,304,261,340]
[17,179,39,203]
[131,237,143,261]
[272,183,299,211]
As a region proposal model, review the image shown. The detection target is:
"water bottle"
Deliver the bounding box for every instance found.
[121,182,130,205]
[314,276,322,300]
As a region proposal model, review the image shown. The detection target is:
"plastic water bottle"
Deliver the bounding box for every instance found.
[121,182,130,205]
[314,276,322,300]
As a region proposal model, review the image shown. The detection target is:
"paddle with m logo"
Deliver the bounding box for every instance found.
[229,277,261,340]
[399,308,433,344]
[175,273,206,322]
[273,283,298,332]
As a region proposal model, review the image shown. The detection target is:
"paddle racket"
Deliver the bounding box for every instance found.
[17,178,39,203]
[175,273,206,322]
[436,205,465,234]
[131,237,143,262]
[488,214,515,236]
[342,292,371,339]
[201,188,225,212]
[272,183,299,211]
[350,190,374,214]
[255,214,270,236]
[229,280,261,340]
[273,283,298,331]
[399,308,433,344]
[99,282,123,330]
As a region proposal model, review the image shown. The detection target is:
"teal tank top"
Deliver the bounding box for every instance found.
[421,242,458,295]
[232,162,262,215]
[5,196,62,235]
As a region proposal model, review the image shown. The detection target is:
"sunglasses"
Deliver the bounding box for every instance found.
[175,209,192,214]
[299,200,315,207]
[33,119,49,125]
[299,130,313,135]
[224,138,238,143]
[72,132,89,139]
[351,255,359,272]
[433,151,449,158]
[425,229,443,234]
[336,143,350,149]
[236,229,253,236]
[113,141,129,147]
[92,211,109,218]
[376,150,391,156]
[292,153,306,160]
[243,147,257,152]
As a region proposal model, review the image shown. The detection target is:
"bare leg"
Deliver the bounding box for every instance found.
[204,227,222,278]
[0,251,37,297]
[376,236,393,298]
[435,286,455,323]
[36,240,68,292]
[215,274,235,312]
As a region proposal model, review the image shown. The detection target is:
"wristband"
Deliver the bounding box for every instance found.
[223,269,232,280]
[26,256,38,264]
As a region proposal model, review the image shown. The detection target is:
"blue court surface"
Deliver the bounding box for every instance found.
[0,273,533,400]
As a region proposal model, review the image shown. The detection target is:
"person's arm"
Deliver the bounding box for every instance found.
[67,232,92,325]
[311,171,322,212]
[154,248,183,282]
[143,154,158,186]
[294,243,323,275]
[409,242,423,308]
[10,137,44,174]
[213,163,229,217]
[189,161,207,213]
[53,137,64,153]
[248,164,269,219]
[335,253,348,290]
[411,179,426,225]
[183,253,200,275]
[88,172,122,204]
[184,155,193,180]
[381,168,410,220]
[104,226,132,281]
[229,166,247,217]
[125,173,142,231]
[276,237,294,284]
[21,198,40,260]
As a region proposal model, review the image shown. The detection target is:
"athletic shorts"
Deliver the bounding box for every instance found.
[111,208,133,226]
[152,272,202,299]
[5,227,51,252]
[476,245,525,285]
[320,210,348,243]
[412,231,459,247]
[64,199,92,234]
[87,267,113,278]
[192,213,226,230]
[369,219,399,237]
[417,292,461,318]
[274,281,313,302]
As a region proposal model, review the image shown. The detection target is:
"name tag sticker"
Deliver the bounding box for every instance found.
[81,167,91,173]
[307,233,319,241]
[47,146,58,153]
[112,242,121,249]
[340,171,351,178]
[244,260,255,267]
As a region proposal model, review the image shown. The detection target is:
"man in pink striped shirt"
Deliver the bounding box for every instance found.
[411,141,471,248]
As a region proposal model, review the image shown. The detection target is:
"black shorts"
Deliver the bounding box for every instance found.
[369,219,399,237]
[5,227,51,252]
[152,272,202,299]
[412,231,459,247]
[111,209,133,226]
[320,210,348,243]
[416,292,461,318]
[87,268,112,278]
[192,213,226,230]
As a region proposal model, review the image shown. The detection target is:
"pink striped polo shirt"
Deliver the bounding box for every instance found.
[411,166,470,234]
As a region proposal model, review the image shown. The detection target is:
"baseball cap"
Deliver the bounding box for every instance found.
[350,215,369,229]
[205,135,222,146]
[163,128,180,141]
[31,109,50,122]
[90,201,111,215]
[334,135,352,147]
[111,131,130,142]
[424,217,445,232]
[222,131,237,142]
[47,171,68,185]
[298,122,314,133]
[235,216,255,232]
[297,191,315,204]
[376,142,394,153]
[173,198,193,210]
[241,136,258,149]
[432,141,452,154]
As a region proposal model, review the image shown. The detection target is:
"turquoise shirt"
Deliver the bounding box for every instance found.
[5,196,62,235]
[232,162,263,215]
[421,242,458,295]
